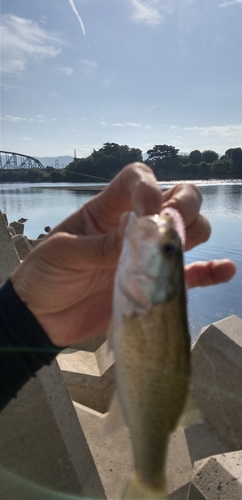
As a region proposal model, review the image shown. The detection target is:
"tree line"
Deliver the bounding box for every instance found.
[0,142,241,183]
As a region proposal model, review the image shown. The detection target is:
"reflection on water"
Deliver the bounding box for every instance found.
[0,185,93,238]
[0,181,242,341]
[186,184,242,340]
[0,187,44,195]
[199,185,242,214]
[221,185,242,214]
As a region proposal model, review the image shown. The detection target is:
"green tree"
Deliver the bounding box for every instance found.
[225,148,234,159]
[146,145,180,179]
[147,144,179,161]
[93,142,142,165]
[202,150,219,163]
[91,142,142,180]
[224,148,242,177]
[119,145,143,166]
[64,143,143,183]
[180,163,199,180]
[231,147,242,165]
[231,148,242,177]
[64,157,95,182]
[20,168,43,182]
[210,158,232,179]
[178,154,190,166]
[189,150,203,164]
[198,161,210,179]
[50,169,64,182]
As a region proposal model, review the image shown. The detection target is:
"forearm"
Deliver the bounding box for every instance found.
[0,280,62,411]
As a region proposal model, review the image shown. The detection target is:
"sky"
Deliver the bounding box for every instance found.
[1,0,242,159]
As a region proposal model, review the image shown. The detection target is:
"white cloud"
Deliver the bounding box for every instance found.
[219,0,242,7]
[2,114,27,123]
[111,121,141,127]
[81,59,99,79]
[1,82,18,91]
[60,67,74,76]
[127,121,141,127]
[148,102,164,111]
[182,124,242,142]
[1,14,62,75]
[81,59,98,68]
[166,124,242,153]
[2,114,61,125]
[129,0,163,24]
[111,123,126,127]
[30,115,45,123]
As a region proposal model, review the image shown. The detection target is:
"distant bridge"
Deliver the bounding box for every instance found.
[0,151,45,170]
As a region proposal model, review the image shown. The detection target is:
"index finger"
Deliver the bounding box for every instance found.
[161,183,211,250]
[90,162,163,222]
[161,183,202,227]
[54,163,163,236]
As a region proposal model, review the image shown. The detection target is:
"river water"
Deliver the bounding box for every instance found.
[1,180,242,342]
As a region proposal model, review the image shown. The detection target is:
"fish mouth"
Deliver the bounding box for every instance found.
[160,207,186,248]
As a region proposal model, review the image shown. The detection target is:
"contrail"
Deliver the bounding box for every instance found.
[68,0,86,37]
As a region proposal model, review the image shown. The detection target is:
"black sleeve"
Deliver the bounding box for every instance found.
[0,279,63,411]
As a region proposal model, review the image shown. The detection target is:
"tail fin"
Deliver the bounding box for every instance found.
[122,474,167,499]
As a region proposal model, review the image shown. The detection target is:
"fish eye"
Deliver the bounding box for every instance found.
[163,242,177,257]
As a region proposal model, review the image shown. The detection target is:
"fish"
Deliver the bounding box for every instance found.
[107,208,191,500]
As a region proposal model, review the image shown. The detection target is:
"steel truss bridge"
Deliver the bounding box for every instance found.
[0,151,45,170]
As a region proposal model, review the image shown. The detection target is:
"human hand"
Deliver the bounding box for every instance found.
[11,163,236,346]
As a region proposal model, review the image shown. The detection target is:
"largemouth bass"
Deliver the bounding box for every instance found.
[108,208,191,500]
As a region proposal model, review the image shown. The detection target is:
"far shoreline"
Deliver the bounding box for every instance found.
[1,179,242,191]
[35,184,106,191]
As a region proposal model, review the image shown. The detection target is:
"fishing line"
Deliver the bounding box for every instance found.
[0,464,86,499]
[65,169,111,183]
[185,479,192,500]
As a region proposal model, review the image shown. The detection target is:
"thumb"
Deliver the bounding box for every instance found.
[43,228,123,270]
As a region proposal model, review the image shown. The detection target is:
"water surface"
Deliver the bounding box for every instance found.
[1,181,242,341]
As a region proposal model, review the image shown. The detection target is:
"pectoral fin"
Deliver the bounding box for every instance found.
[123,473,167,500]
[103,391,127,437]
[106,319,114,351]
[177,384,203,429]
